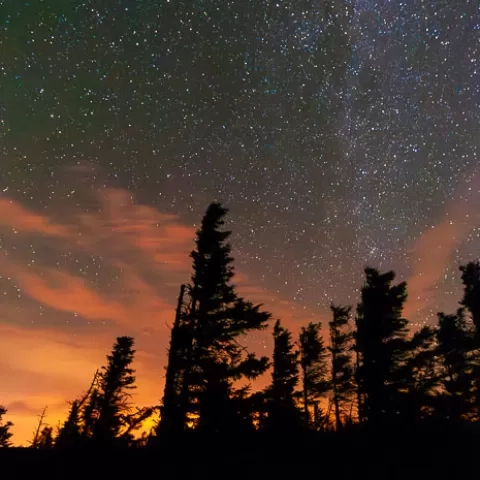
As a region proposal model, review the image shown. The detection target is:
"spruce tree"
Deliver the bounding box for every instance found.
[459,261,480,417]
[55,400,83,448]
[436,309,476,422]
[92,336,137,445]
[329,305,355,430]
[0,406,13,447]
[169,203,270,433]
[56,370,99,448]
[265,320,302,432]
[355,268,410,427]
[299,322,330,428]
[400,326,439,423]
[460,261,480,335]
[158,284,192,436]
[35,426,54,449]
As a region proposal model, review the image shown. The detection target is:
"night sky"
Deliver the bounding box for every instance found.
[1,0,479,443]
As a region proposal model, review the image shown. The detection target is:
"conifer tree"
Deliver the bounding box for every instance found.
[158,284,192,436]
[436,309,476,422]
[56,370,99,448]
[82,388,101,439]
[55,400,83,448]
[0,406,13,447]
[35,426,54,449]
[460,261,480,335]
[31,406,51,448]
[399,326,439,423]
[329,305,355,430]
[56,342,151,447]
[299,322,330,428]
[265,320,302,432]
[459,261,480,416]
[355,268,410,427]
[169,203,270,433]
[92,336,137,445]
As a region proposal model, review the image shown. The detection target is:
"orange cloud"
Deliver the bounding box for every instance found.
[0,198,69,237]
[405,172,480,319]
[75,188,194,272]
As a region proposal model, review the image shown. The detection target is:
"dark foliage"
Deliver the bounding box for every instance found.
[355,268,410,426]
[0,406,13,448]
[263,319,302,432]
[299,321,330,428]
[329,305,355,429]
[460,261,480,333]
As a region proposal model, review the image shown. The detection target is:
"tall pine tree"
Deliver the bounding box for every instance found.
[299,322,330,428]
[355,268,410,427]
[158,284,192,436]
[329,305,355,430]
[92,336,137,445]
[265,320,302,432]
[400,325,439,423]
[163,203,271,433]
[459,260,480,416]
[57,338,151,447]
[436,309,476,422]
[459,255,480,333]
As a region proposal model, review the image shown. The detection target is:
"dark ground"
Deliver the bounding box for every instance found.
[1,429,477,479]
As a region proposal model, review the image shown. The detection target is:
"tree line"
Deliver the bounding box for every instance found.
[2,202,480,447]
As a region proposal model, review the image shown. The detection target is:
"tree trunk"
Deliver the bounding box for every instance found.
[159,284,186,435]
[302,366,309,426]
[355,348,363,423]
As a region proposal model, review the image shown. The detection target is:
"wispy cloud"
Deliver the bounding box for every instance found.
[405,170,480,319]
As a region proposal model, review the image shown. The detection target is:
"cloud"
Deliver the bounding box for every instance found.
[75,188,194,272]
[0,187,195,330]
[405,171,480,319]
[0,198,69,237]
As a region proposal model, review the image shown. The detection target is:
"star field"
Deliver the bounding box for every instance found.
[0,0,479,443]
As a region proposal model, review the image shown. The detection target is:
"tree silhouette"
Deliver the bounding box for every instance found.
[56,370,99,448]
[265,319,302,432]
[355,268,410,426]
[165,203,271,433]
[0,406,13,447]
[31,406,51,448]
[399,326,440,423]
[329,305,355,430]
[158,284,192,436]
[56,400,83,448]
[299,322,330,428]
[91,336,137,445]
[436,309,476,422]
[460,261,480,335]
[35,426,54,449]
[459,260,480,417]
[58,337,150,447]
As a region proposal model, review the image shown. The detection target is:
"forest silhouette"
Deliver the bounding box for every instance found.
[1,203,479,476]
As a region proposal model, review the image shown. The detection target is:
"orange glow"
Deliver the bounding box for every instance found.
[0,188,321,445]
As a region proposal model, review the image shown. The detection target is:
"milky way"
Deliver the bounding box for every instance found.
[0,0,479,443]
